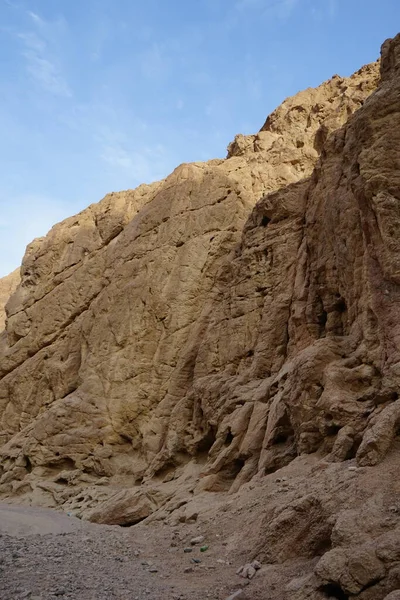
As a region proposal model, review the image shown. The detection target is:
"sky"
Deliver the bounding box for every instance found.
[0,0,399,276]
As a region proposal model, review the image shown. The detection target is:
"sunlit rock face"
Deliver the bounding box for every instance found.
[0,270,20,332]
[2,34,396,524]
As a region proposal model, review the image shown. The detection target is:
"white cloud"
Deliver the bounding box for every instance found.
[27,11,44,26]
[234,0,299,18]
[17,12,71,97]
[101,145,135,170]
[22,49,72,96]
[100,143,168,184]
[17,31,44,52]
[61,101,169,186]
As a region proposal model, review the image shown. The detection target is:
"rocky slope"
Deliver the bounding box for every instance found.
[1,33,400,600]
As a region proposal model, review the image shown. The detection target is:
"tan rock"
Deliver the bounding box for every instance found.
[0,269,20,331]
[85,487,168,526]
[0,56,380,506]
[315,546,385,595]
[5,46,400,600]
[384,592,400,600]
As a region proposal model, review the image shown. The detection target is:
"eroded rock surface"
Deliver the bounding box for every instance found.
[0,269,20,331]
[1,32,400,600]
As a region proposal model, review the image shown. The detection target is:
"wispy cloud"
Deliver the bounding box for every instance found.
[234,0,299,18]
[27,10,44,26]
[311,0,337,22]
[61,101,171,186]
[100,143,168,184]
[17,11,71,97]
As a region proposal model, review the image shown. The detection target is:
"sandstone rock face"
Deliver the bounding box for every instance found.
[0,269,20,332]
[0,59,379,504]
[2,31,400,600]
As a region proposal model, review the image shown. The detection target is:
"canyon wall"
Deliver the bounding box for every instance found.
[2,32,400,600]
[0,58,381,510]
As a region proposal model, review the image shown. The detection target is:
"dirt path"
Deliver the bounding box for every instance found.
[0,502,258,600]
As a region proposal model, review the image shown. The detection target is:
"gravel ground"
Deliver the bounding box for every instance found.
[0,503,255,600]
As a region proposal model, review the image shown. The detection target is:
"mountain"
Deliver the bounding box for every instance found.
[1,33,400,600]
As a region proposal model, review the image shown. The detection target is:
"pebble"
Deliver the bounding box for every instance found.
[183,547,193,553]
[184,567,194,574]
[236,560,262,579]
[225,590,245,600]
[190,535,205,546]
[148,566,158,573]
[247,566,256,579]
[191,558,201,564]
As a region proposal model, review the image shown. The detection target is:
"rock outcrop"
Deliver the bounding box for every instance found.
[0,269,20,332]
[2,31,400,600]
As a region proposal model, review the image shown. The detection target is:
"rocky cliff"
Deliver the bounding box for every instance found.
[0,269,20,332]
[1,34,400,600]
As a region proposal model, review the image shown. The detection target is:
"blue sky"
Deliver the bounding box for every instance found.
[0,0,398,276]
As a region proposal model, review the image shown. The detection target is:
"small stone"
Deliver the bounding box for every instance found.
[237,562,258,579]
[190,535,205,545]
[149,566,158,573]
[183,547,193,553]
[348,466,357,471]
[191,558,201,564]
[225,590,245,600]
[247,566,256,579]
[389,505,398,513]
[251,560,261,570]
[184,567,194,573]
